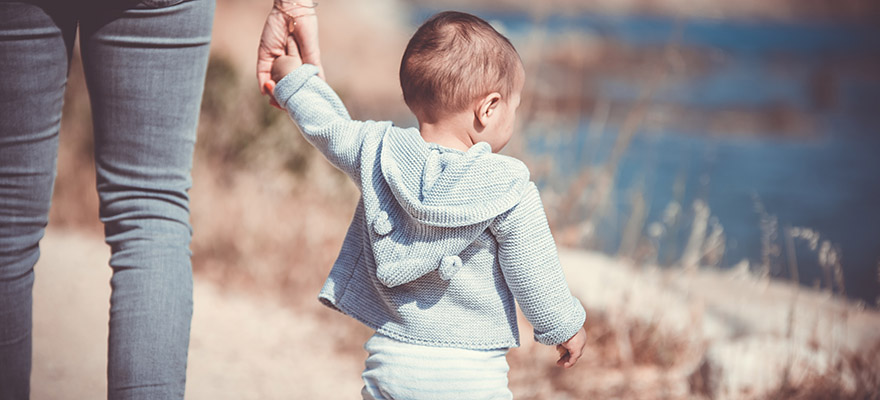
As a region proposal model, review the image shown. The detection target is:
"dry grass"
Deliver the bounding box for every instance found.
[761,339,880,400]
[189,51,364,307]
[508,308,701,399]
[188,162,355,303]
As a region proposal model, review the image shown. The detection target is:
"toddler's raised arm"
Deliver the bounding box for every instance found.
[272,63,388,184]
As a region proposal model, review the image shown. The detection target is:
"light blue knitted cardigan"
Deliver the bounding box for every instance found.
[274,64,586,350]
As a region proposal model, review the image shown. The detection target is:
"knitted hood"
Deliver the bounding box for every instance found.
[368,128,530,287]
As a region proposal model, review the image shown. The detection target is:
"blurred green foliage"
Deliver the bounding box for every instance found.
[197,54,314,177]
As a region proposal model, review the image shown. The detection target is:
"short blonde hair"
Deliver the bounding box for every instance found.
[400,11,521,122]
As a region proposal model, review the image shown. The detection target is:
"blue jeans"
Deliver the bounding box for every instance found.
[0,0,214,398]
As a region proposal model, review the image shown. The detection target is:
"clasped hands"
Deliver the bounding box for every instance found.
[257,0,324,109]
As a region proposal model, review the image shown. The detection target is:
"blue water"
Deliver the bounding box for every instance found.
[410,10,880,303]
[531,124,880,301]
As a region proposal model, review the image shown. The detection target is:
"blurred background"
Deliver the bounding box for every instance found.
[35,0,880,398]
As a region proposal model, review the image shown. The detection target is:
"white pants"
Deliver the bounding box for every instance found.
[361,333,513,400]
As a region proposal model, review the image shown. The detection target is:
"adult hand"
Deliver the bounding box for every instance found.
[257,0,324,108]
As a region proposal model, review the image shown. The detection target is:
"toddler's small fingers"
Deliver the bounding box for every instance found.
[564,346,583,368]
[556,345,571,367]
[557,354,570,367]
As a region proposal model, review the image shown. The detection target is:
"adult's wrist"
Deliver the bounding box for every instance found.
[274,0,316,13]
[273,0,317,28]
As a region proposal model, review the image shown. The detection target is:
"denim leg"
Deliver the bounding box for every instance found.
[0,3,75,399]
[78,1,214,398]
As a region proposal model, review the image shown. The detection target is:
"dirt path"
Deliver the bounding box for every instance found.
[31,230,364,399]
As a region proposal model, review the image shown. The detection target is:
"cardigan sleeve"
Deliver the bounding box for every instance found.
[273,63,383,184]
[490,183,586,346]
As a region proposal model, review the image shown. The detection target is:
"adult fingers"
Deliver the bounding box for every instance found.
[292,15,324,79]
[257,9,289,94]
[263,81,283,110]
[286,35,303,62]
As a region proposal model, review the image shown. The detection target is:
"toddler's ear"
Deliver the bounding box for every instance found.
[475,92,502,128]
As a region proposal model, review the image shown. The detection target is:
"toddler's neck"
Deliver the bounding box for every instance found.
[418,111,476,152]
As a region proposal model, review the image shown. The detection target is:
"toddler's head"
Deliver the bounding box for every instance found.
[400,11,524,152]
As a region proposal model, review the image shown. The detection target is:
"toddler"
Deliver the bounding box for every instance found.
[269,11,587,399]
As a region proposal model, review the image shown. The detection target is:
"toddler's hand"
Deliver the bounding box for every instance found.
[263,54,303,106]
[271,54,302,85]
[556,327,586,368]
